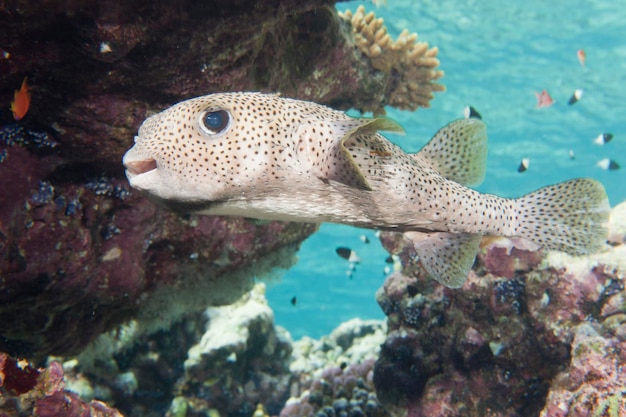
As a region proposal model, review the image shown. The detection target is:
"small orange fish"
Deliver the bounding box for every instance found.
[577,49,586,67]
[10,77,30,120]
[535,89,554,108]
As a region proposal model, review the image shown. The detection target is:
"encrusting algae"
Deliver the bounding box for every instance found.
[339,5,445,112]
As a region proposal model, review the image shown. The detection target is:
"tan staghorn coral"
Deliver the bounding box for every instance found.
[339,5,445,112]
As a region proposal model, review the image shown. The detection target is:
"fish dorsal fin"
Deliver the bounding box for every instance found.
[296,116,404,191]
[405,231,482,288]
[413,119,487,186]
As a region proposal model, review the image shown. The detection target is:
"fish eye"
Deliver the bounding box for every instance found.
[199,109,231,136]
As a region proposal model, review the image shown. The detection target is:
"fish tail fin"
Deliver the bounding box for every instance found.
[514,178,610,255]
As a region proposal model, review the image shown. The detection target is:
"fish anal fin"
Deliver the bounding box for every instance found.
[413,118,487,186]
[296,116,404,191]
[405,231,482,288]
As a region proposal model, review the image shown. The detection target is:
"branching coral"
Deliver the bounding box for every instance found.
[339,5,445,112]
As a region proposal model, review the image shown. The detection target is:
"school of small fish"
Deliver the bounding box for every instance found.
[123,92,610,288]
[530,49,619,172]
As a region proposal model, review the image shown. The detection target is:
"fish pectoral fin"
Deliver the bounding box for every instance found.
[296,116,404,190]
[325,118,404,190]
[413,118,488,186]
[296,117,402,190]
[405,231,482,288]
[326,145,373,190]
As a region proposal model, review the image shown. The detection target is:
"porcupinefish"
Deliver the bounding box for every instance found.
[123,92,610,288]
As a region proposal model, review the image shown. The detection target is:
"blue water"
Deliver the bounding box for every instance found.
[265,0,626,339]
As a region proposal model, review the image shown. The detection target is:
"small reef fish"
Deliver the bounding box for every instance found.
[517,158,529,173]
[10,77,30,120]
[568,89,583,106]
[463,105,482,120]
[253,403,269,417]
[577,49,586,67]
[123,92,610,288]
[336,247,361,263]
[535,89,554,108]
[597,158,620,171]
[594,133,613,145]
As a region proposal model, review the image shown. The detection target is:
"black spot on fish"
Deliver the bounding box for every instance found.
[290,296,297,306]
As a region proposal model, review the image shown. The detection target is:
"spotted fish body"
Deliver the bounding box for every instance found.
[123,92,610,288]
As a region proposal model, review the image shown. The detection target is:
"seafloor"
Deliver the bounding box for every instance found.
[1,1,625,417]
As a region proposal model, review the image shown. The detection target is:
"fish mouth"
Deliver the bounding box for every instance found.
[124,158,157,176]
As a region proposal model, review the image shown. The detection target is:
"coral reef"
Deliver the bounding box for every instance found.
[0,0,442,363]
[289,318,386,378]
[14,284,293,417]
[1,0,442,167]
[339,5,445,113]
[540,320,626,417]
[374,208,626,417]
[281,359,388,417]
[0,352,123,416]
[25,288,388,417]
[178,283,294,417]
[281,319,388,417]
[608,200,626,245]
[0,139,316,359]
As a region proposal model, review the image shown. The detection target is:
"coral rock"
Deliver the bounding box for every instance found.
[179,283,294,417]
[608,200,626,245]
[0,143,317,359]
[540,322,626,417]
[374,230,626,417]
[477,237,543,279]
[0,353,123,416]
[282,319,388,417]
[339,5,445,113]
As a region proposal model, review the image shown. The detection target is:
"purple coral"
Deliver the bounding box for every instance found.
[281,359,388,417]
[540,322,626,416]
[0,353,123,416]
[374,232,626,416]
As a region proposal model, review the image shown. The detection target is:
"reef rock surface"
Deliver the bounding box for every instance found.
[0,148,315,359]
[0,353,124,417]
[375,225,626,417]
[4,285,389,417]
[282,318,389,417]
